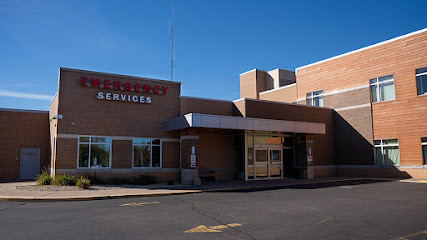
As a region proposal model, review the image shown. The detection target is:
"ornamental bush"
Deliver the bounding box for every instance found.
[51,174,77,186]
[36,171,52,185]
[76,177,91,189]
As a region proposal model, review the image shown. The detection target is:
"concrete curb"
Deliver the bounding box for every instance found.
[0,178,397,202]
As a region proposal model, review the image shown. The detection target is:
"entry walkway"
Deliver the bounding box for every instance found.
[0,177,411,201]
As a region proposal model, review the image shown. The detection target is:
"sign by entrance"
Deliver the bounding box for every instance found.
[190,155,196,168]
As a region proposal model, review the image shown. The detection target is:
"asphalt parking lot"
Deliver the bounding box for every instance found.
[0,180,426,240]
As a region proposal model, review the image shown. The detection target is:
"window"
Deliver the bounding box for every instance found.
[306,90,324,107]
[422,137,427,165]
[370,75,396,102]
[374,139,400,166]
[78,136,111,168]
[133,138,161,167]
[416,67,427,96]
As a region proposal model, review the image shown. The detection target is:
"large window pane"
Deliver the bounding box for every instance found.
[152,139,161,145]
[313,90,323,96]
[134,138,150,145]
[79,144,89,167]
[307,98,313,106]
[255,150,267,163]
[375,147,383,165]
[152,146,161,167]
[254,135,267,145]
[247,135,254,147]
[378,75,393,82]
[90,144,110,167]
[371,85,378,103]
[79,137,89,142]
[422,145,427,165]
[91,137,110,143]
[248,147,254,165]
[416,75,427,95]
[134,145,144,167]
[314,96,324,107]
[380,81,396,101]
[383,146,399,165]
[134,145,150,167]
[383,139,398,145]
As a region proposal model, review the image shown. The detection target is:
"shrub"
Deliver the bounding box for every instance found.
[52,174,77,186]
[36,171,52,185]
[132,174,156,185]
[76,177,91,189]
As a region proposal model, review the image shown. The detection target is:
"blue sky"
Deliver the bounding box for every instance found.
[0,0,426,110]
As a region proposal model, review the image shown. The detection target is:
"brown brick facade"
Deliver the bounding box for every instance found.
[0,110,49,180]
[50,68,182,181]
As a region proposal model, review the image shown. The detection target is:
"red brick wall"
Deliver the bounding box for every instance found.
[53,68,181,172]
[0,110,49,180]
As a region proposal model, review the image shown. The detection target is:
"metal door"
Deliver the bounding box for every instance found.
[19,147,40,179]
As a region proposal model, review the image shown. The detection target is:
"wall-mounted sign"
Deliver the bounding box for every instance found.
[96,92,151,104]
[191,155,196,168]
[80,77,168,94]
[307,156,313,162]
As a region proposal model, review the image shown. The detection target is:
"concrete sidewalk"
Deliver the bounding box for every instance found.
[0,177,405,202]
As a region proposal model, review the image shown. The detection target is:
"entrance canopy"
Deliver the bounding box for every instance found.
[165,113,325,134]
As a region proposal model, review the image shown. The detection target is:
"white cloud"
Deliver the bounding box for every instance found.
[0,90,53,101]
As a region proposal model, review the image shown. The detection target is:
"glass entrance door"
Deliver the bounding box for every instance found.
[255,148,268,179]
[269,148,282,179]
[252,147,282,180]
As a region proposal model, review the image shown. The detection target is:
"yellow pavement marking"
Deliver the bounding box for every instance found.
[210,225,229,230]
[185,225,222,233]
[227,223,242,227]
[185,223,242,233]
[119,201,160,207]
[418,180,427,183]
[390,229,427,240]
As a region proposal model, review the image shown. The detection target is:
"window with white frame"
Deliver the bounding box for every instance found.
[370,75,396,102]
[374,139,400,166]
[78,136,111,168]
[133,138,161,167]
[422,137,427,165]
[306,90,324,107]
[416,67,427,96]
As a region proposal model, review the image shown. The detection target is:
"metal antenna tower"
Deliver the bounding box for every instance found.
[169,4,175,81]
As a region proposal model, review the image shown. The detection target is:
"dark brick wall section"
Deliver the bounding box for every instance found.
[180,138,198,169]
[112,140,132,168]
[162,142,180,168]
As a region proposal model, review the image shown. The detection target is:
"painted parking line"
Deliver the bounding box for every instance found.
[185,223,242,233]
[119,201,160,207]
[390,229,427,240]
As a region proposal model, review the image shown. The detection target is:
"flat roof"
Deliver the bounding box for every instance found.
[295,27,427,72]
